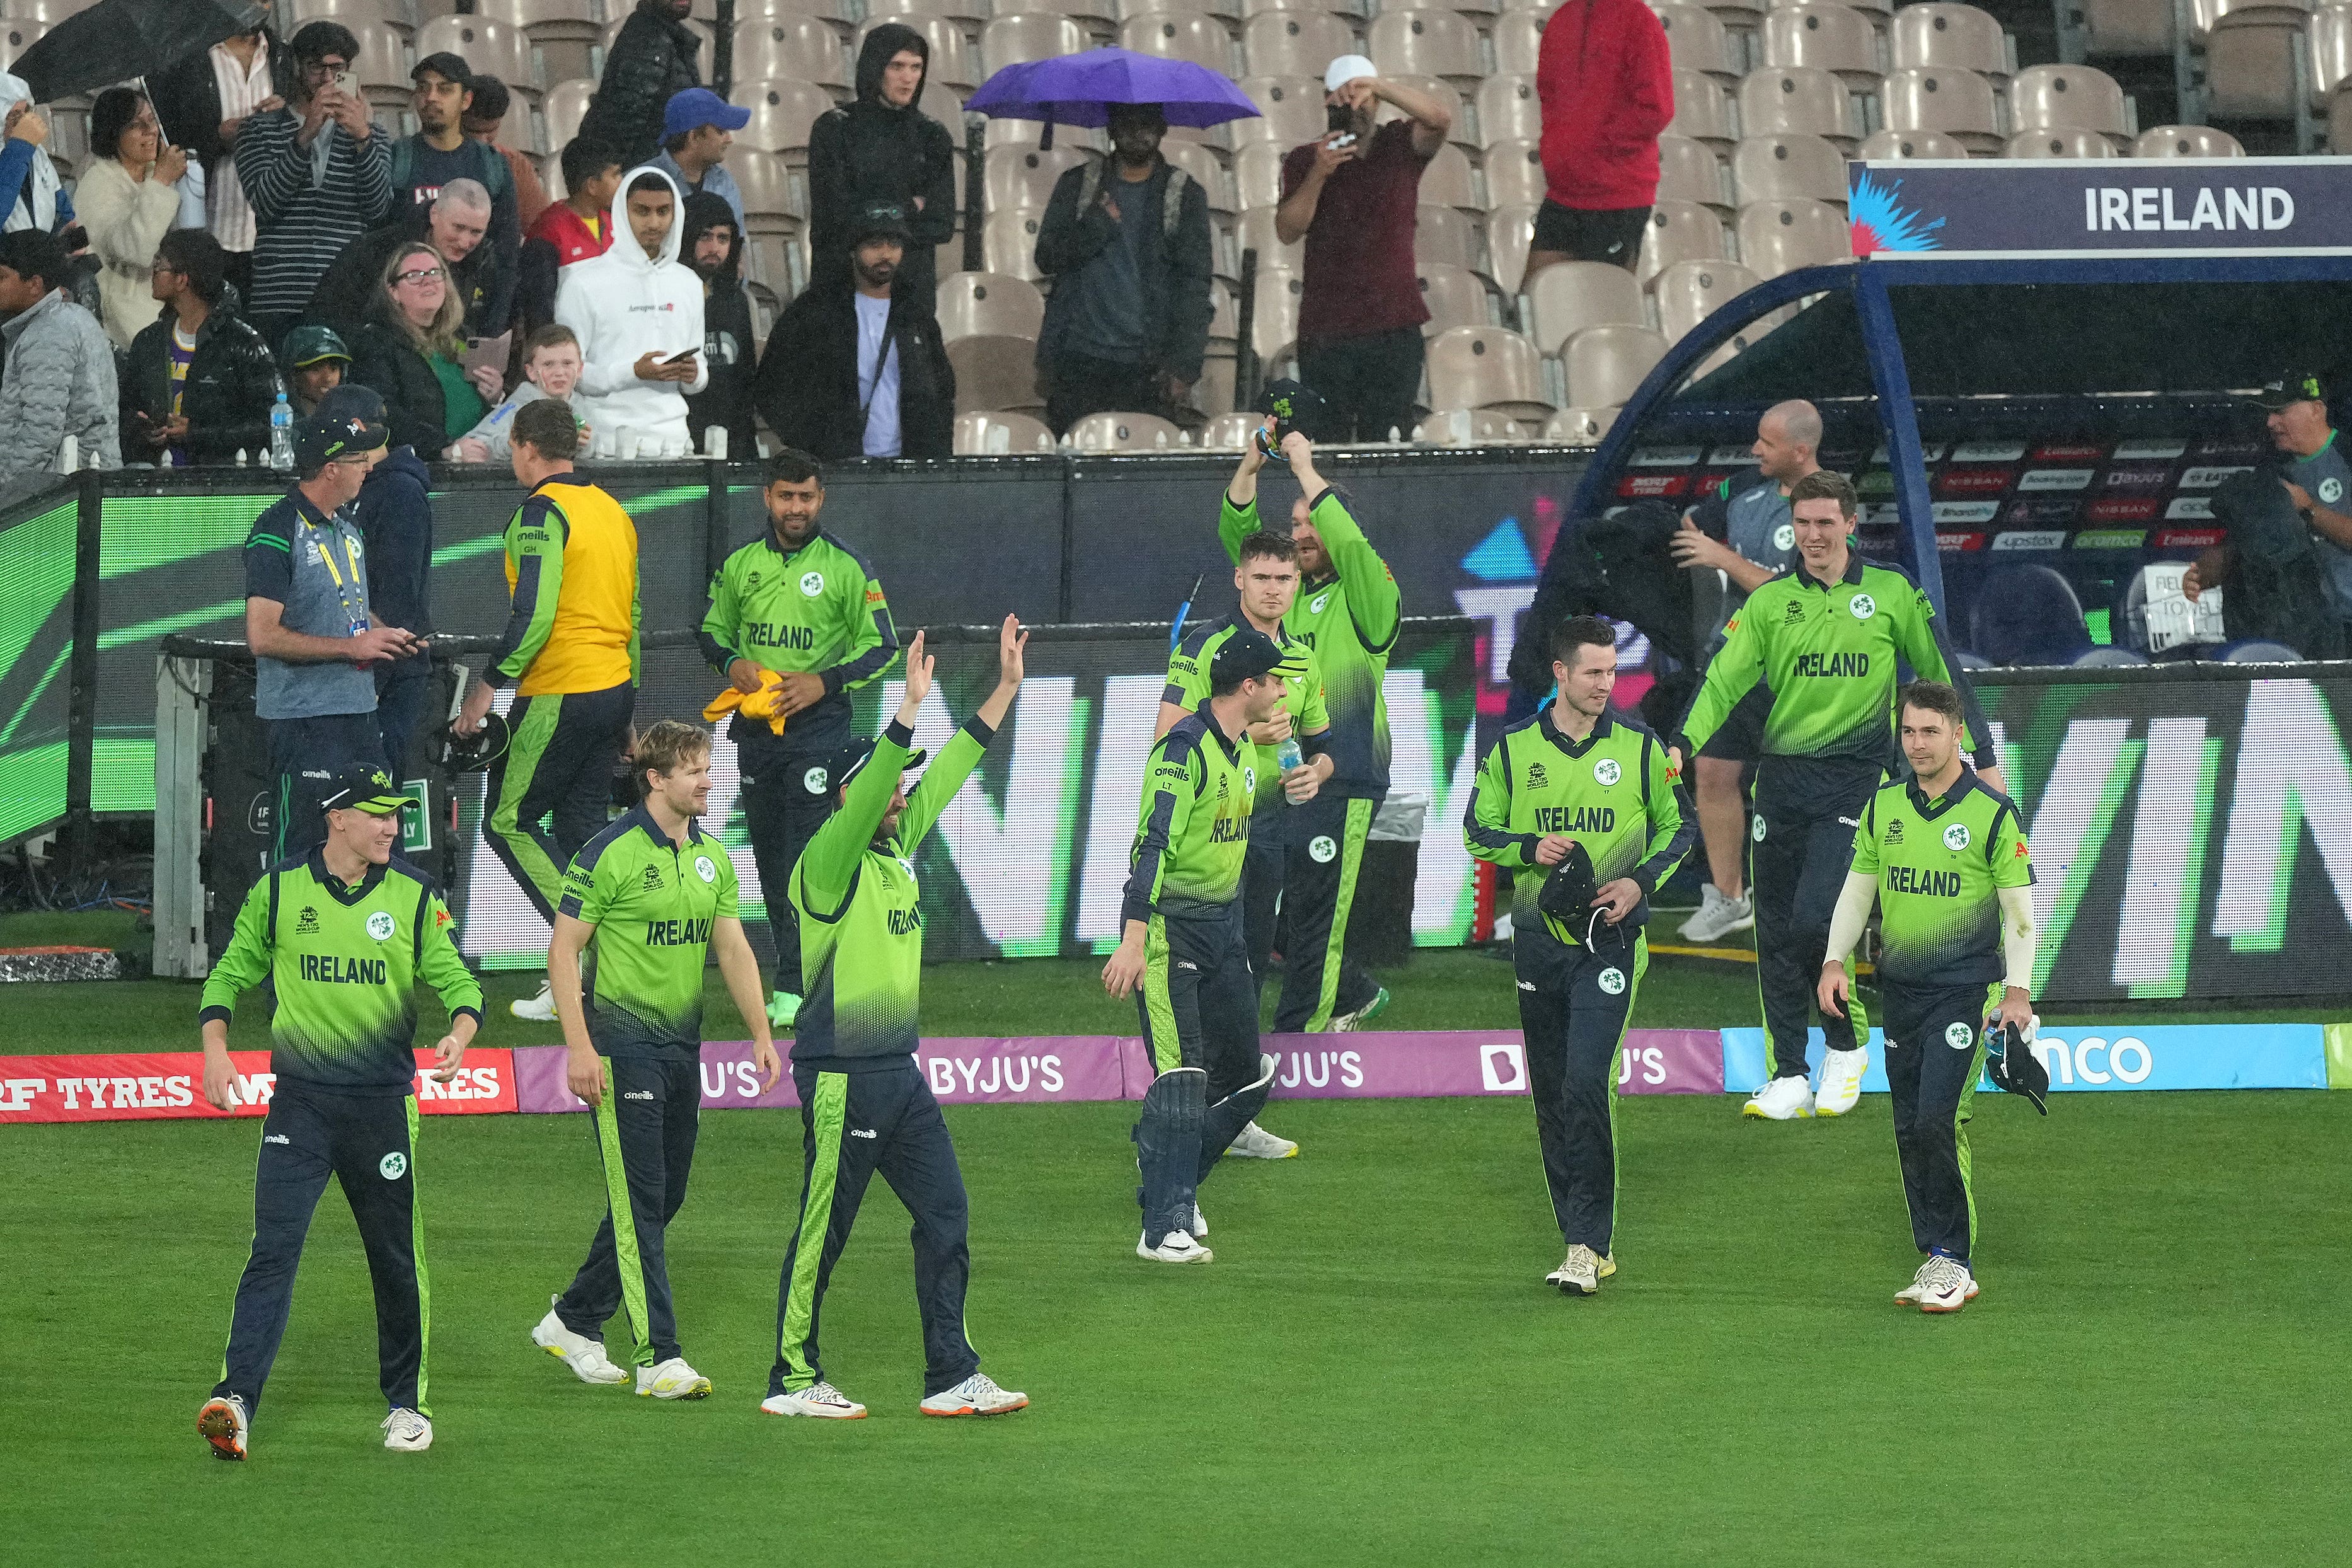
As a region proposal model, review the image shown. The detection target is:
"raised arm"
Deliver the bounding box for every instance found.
[897,616,1025,851]
[798,631,933,916]
[1286,433,1400,649]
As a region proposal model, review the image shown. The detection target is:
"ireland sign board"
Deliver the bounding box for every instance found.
[1848,158,2352,258]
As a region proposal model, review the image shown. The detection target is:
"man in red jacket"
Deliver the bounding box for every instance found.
[1528,0,1675,281]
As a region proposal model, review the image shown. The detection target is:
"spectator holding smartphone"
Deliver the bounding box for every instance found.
[350,241,504,458]
[77,88,190,352]
[556,167,705,456]
[122,229,284,468]
[450,323,594,463]
[0,78,77,241]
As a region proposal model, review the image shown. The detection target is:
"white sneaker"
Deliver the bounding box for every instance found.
[1330,986,1390,1032]
[635,1358,712,1399]
[919,1371,1030,1417]
[532,1299,627,1384]
[1189,1203,1208,1238]
[1678,884,1755,943]
[1545,1243,1603,1296]
[1917,1256,1977,1313]
[1816,1046,1868,1117]
[381,1408,432,1451]
[1227,1121,1298,1159]
[1743,1075,1816,1120]
[197,1393,248,1461]
[510,979,558,1022]
[1894,1258,1939,1306]
[761,1381,867,1419]
[1137,1229,1213,1264]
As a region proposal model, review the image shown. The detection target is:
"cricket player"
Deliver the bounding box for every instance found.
[1158,526,1334,1159]
[1465,617,1692,1296]
[697,447,901,1030]
[1819,679,2036,1313]
[194,766,483,1461]
[1106,626,1307,1264]
[764,618,1030,1421]
[1218,427,1397,1033]
[533,721,779,1400]
[454,398,643,1022]
[1672,470,2001,1121]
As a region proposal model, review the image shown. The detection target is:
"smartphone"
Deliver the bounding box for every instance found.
[1326,102,1354,135]
[662,347,700,364]
[333,70,357,98]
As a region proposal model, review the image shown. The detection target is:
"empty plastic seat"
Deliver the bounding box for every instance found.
[1197,410,1260,450]
[1235,139,1289,206]
[2080,0,2176,52]
[1737,197,1850,277]
[2310,4,2352,106]
[1732,133,1846,204]
[1241,10,1356,78]
[1654,134,1731,209]
[1524,260,1646,354]
[350,20,413,94]
[1249,265,1303,363]
[1493,9,1546,74]
[296,0,410,34]
[938,270,1047,342]
[982,12,1093,71]
[2201,3,2305,118]
[1426,325,1554,417]
[919,77,968,134]
[1418,262,1492,332]
[735,77,837,157]
[884,0,993,25]
[1233,74,1327,147]
[735,16,851,91]
[1739,66,1855,141]
[1119,11,1235,74]
[481,0,604,85]
[1235,204,1303,268]
[1669,67,1739,144]
[1971,565,2091,666]
[0,18,42,72]
[1545,406,1619,442]
[734,149,802,228]
[1485,202,1540,294]
[982,207,1047,279]
[1762,4,1885,84]
[2003,127,2117,156]
[1853,127,1971,157]
[863,16,979,93]
[1562,322,1668,408]
[1652,257,1763,343]
[984,144,1090,210]
[1368,9,1484,82]
[1890,3,2011,78]
[1008,0,1118,27]
[950,338,1045,414]
[1484,138,1550,207]
[2133,122,2246,154]
[1880,66,2002,151]
[1636,197,1730,282]
[1163,139,1233,210]
[1477,74,1546,146]
[1417,202,1481,272]
[1422,141,1480,211]
[2007,63,2128,138]
[1656,4,1741,78]
[543,78,597,153]
[1414,409,1530,444]
[1068,410,1185,448]
[956,410,1056,453]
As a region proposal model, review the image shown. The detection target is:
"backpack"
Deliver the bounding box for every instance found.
[1072,156,1192,246]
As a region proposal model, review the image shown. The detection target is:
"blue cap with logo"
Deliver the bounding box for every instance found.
[664,86,751,139]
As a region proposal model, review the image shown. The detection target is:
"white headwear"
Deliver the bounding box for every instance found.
[1323,55,1377,93]
[0,73,62,234]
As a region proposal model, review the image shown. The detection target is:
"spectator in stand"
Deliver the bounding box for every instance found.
[1526,0,1673,280]
[342,381,438,775]
[754,204,952,461]
[350,241,505,459]
[149,0,288,301]
[1032,103,1213,435]
[451,323,592,463]
[0,82,76,239]
[307,180,499,342]
[578,0,703,170]
[122,229,284,468]
[556,168,705,455]
[682,191,755,459]
[280,323,350,416]
[807,24,955,304]
[517,139,623,337]
[1277,57,1451,444]
[77,88,192,352]
[2184,370,2352,656]
[233,21,394,349]
[463,76,550,233]
[652,88,747,231]
[389,54,519,340]
[0,229,119,507]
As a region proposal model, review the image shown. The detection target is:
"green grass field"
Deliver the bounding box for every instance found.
[9,921,2352,1564]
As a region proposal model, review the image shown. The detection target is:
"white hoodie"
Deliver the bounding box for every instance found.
[555,165,708,451]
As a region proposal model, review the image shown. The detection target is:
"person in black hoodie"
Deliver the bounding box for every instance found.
[754,204,953,460]
[120,229,285,466]
[335,383,440,773]
[807,23,956,305]
[578,0,703,170]
[682,189,756,459]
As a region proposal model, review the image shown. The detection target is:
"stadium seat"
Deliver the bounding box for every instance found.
[1651,257,1763,344]
[2004,127,2118,156]
[1068,411,1186,448]
[1422,142,1480,213]
[1761,3,1886,85]
[1484,139,1549,208]
[950,337,1046,414]
[1233,75,1327,149]
[1853,127,1972,157]
[982,13,1093,72]
[1493,10,1547,75]
[350,19,412,94]
[2203,10,2305,118]
[1368,9,1484,84]
[1417,202,1482,274]
[741,231,803,296]
[1418,262,1492,333]
[1235,140,1289,207]
[1562,322,1668,408]
[1879,66,2004,153]
[299,0,412,35]
[734,78,836,159]
[863,16,979,93]
[1736,197,1850,277]
[1669,68,1739,145]
[735,16,851,92]
[2071,646,2150,667]
[1971,565,2092,666]
[982,207,1047,279]
[1524,260,1646,355]
[2134,122,2247,154]
[1485,202,1540,294]
[1656,4,1742,79]
[1236,204,1303,269]
[1738,66,1857,142]
[542,78,597,152]
[1731,134,1845,205]
[919,78,968,137]
[1545,406,1619,442]
[1660,133,1733,211]
[2218,639,2306,660]
[1636,199,1730,283]
[0,18,42,73]
[1198,411,1260,450]
[734,149,802,228]
[1889,3,2013,78]
[1414,408,1530,444]
[984,144,1089,212]
[885,0,992,26]
[481,0,606,87]
[1478,75,1545,147]
[1252,264,1303,362]
[1426,325,1554,418]
[1119,11,1235,74]
[1010,0,1117,28]
[2311,4,2352,107]
[2007,63,2131,141]
[2080,0,2176,53]
[1242,11,1357,79]
[1375,74,1472,151]
[955,410,1057,453]
[1163,140,1233,212]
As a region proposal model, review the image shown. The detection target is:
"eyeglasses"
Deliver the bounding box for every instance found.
[393,268,445,285]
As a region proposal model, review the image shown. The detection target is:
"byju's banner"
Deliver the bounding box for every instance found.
[1848,158,2352,258]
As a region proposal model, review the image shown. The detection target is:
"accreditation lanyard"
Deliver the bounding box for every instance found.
[300,510,371,635]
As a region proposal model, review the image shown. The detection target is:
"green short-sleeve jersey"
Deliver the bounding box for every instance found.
[200,851,485,1095]
[560,806,741,1061]
[1848,771,2034,989]
[1163,614,1328,814]
[1463,709,1692,947]
[1122,703,1255,926]
[697,527,900,753]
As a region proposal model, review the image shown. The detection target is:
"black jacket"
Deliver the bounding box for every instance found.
[349,316,452,459]
[354,443,436,640]
[306,221,501,345]
[682,191,757,458]
[118,301,285,465]
[753,278,954,461]
[1034,156,1214,384]
[2211,466,2348,658]
[579,0,704,169]
[807,25,957,304]
[148,28,294,192]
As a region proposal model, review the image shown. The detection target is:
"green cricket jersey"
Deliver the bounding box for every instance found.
[200,851,485,1094]
[790,716,994,1069]
[697,526,899,755]
[1219,488,1400,798]
[558,805,741,1061]
[1163,614,1329,815]
[1680,556,1991,766]
[1464,709,1692,947]
[1849,770,2034,989]
[1122,702,1255,926]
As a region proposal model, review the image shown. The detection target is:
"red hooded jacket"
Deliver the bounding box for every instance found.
[1536,0,1676,212]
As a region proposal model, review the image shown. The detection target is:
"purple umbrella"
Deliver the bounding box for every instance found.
[965,46,1259,147]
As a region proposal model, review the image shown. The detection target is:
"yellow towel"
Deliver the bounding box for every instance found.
[703,669,790,736]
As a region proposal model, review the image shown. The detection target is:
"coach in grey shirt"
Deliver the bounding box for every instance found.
[242,391,420,858]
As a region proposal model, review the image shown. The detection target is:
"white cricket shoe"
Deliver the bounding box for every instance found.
[381,1409,432,1451]
[532,1298,627,1384]
[1227,1121,1298,1159]
[510,979,558,1022]
[1330,986,1391,1032]
[197,1393,248,1461]
[761,1381,867,1419]
[1894,1258,1938,1306]
[1546,1243,1603,1296]
[1743,1075,1816,1120]
[919,1372,1030,1417]
[1678,884,1755,943]
[1816,1046,1868,1117]
[1917,1257,1980,1314]
[1137,1230,1213,1264]
[1189,1204,1208,1238]
[636,1358,712,1399]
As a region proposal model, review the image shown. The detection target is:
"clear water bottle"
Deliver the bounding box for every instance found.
[1275,735,1303,776]
[268,393,294,472]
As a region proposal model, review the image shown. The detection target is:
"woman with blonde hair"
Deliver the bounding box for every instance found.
[349,239,503,456]
[77,86,190,351]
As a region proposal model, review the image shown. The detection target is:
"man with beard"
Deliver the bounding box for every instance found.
[682,191,755,458]
[580,0,704,170]
[753,204,952,461]
[807,24,955,304]
[387,54,518,337]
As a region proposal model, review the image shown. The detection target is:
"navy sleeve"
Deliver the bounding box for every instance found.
[243,514,295,602]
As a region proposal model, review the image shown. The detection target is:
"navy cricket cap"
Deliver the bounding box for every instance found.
[818,735,930,798]
[320,764,416,817]
[295,390,389,473]
[1210,625,1286,687]
[1985,1022,2050,1114]
[2250,369,2328,410]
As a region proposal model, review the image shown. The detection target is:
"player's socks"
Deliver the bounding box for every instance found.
[532,1298,628,1384]
[1227,1121,1298,1158]
[636,1358,712,1399]
[381,1409,432,1451]
[919,1373,1029,1417]
[1138,1230,1213,1264]
[761,1381,867,1419]
[197,1393,248,1461]
[1815,1046,1867,1117]
[1545,1243,1602,1296]
[1743,1074,1815,1120]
